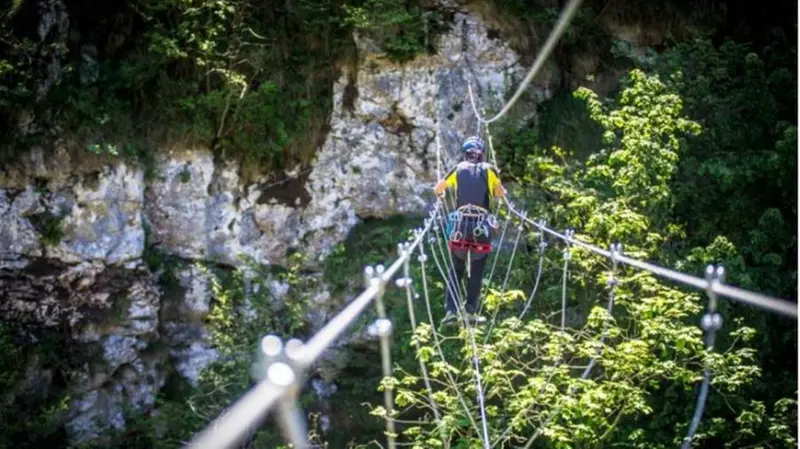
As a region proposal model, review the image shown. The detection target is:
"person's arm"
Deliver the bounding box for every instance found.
[434,168,458,196]
[487,168,506,197]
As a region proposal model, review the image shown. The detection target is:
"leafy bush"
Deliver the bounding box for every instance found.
[1,0,440,172]
[343,0,445,62]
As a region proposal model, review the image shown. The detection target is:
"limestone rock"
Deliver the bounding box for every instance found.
[177,264,214,317]
[164,322,218,387]
[50,163,145,264]
[160,264,219,386]
[0,164,144,265]
[145,150,273,266]
[294,10,531,262]
[0,187,44,259]
[0,260,163,441]
[66,355,165,442]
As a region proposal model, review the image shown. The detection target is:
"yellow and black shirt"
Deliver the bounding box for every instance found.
[441,161,502,210]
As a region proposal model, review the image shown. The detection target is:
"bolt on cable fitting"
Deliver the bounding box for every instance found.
[369,318,394,339]
[703,265,725,335]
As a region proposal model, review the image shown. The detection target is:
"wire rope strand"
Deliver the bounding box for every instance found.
[465,0,584,124]
[482,216,524,344]
[681,265,725,449]
[398,241,447,447]
[427,238,486,439]
[519,225,548,319]
[478,207,511,318]
[561,229,574,332]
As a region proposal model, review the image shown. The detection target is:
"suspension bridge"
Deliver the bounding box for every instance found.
[184,0,798,447]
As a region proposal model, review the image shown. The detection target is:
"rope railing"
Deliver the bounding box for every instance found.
[465,0,584,125]
[503,200,798,319]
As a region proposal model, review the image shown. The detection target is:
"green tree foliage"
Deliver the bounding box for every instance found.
[343,0,445,62]
[652,36,797,297]
[0,0,438,171]
[488,35,798,447]
[649,35,799,449]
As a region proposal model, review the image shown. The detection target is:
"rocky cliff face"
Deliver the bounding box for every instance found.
[0,4,536,441]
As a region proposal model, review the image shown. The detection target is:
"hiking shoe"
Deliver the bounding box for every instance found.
[440,311,457,326]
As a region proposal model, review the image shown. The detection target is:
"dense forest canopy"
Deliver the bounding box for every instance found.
[0,0,796,448]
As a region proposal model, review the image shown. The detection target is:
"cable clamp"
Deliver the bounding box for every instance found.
[369,318,394,338]
[702,265,725,340]
[607,243,622,286]
[563,229,574,261]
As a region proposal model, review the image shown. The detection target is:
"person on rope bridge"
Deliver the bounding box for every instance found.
[434,136,506,325]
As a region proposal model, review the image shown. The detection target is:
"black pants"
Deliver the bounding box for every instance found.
[444,252,488,315]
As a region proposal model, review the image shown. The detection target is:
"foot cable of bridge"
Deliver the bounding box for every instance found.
[366,263,397,449]
[398,239,449,448]
[518,220,548,319]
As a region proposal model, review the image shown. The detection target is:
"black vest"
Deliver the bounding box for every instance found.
[454,162,492,210]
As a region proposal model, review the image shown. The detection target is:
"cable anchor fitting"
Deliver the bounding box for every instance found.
[536,219,548,251]
[563,229,575,261]
[364,264,388,294]
[702,265,725,348]
[395,243,413,289]
[608,243,622,287]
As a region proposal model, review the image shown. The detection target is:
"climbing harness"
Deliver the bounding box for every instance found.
[445,205,496,254]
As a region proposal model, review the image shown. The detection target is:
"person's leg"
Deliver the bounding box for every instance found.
[444,251,466,315]
[465,254,488,314]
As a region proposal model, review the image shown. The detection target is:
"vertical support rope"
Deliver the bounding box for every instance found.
[517,231,580,449]
[561,229,574,332]
[482,211,525,343]
[681,265,725,449]
[398,239,448,448]
[580,243,621,379]
[483,214,511,300]
[490,226,576,448]
[426,237,486,439]
[365,265,396,449]
[433,217,467,317]
[519,222,548,319]
[426,206,486,440]
[434,214,472,324]
[499,214,525,295]
[484,121,499,168]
